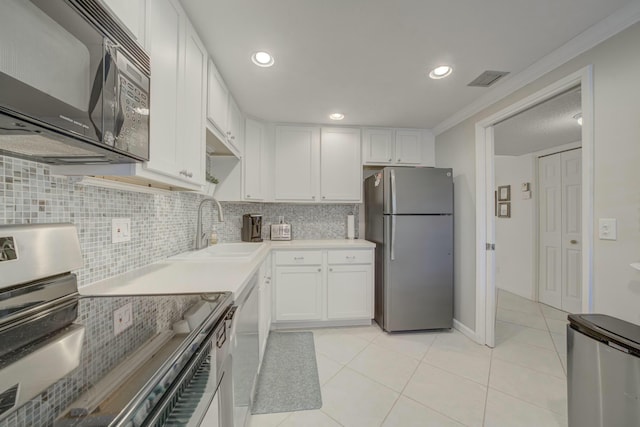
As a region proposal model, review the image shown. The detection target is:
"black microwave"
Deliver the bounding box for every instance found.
[0,0,150,164]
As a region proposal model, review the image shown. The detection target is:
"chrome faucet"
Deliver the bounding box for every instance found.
[195,197,224,250]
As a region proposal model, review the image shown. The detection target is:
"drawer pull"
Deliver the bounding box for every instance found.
[329,268,333,272]
[294,257,304,261]
[317,268,322,272]
[345,256,356,260]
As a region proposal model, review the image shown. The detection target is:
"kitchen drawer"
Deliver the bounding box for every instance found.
[274,250,323,266]
[328,250,372,265]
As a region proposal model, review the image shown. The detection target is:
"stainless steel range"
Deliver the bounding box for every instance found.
[0,224,235,427]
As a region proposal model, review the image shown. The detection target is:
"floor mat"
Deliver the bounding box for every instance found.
[251,331,322,414]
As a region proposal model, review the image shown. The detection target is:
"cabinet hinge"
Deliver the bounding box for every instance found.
[486,243,495,251]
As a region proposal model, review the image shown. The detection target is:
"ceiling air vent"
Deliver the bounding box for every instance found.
[467,70,510,87]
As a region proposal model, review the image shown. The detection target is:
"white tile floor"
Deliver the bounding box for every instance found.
[249,290,570,427]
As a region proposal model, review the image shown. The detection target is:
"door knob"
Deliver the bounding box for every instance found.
[570,240,578,244]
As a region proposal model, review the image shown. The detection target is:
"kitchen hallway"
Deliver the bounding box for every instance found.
[250,290,569,427]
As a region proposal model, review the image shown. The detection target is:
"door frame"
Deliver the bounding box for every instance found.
[474,66,594,347]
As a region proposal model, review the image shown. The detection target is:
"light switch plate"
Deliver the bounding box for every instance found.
[113,303,133,336]
[112,218,131,243]
[599,218,617,240]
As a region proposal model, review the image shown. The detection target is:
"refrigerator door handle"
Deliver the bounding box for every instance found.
[391,215,396,260]
[390,169,397,214]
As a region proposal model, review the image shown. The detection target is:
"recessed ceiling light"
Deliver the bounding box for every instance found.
[573,113,583,126]
[251,51,274,67]
[329,113,345,121]
[428,65,453,79]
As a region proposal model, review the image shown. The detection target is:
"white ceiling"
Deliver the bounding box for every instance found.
[180,0,631,129]
[493,87,582,156]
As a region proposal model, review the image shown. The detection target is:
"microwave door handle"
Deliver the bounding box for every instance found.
[87,54,107,140]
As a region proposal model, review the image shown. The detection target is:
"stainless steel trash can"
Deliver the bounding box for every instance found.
[568,314,640,427]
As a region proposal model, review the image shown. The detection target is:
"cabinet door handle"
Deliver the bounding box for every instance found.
[317,268,322,272]
[388,158,392,161]
[322,196,326,199]
[397,158,401,162]
[246,194,251,198]
[312,196,316,200]
[329,268,333,272]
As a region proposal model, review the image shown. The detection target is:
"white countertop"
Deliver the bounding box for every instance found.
[80,239,374,298]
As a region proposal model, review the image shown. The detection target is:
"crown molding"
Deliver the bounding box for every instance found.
[433,1,640,136]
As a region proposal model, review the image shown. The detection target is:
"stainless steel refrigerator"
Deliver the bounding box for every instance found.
[364,167,453,332]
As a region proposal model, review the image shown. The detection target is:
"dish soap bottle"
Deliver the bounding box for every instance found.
[209,230,218,245]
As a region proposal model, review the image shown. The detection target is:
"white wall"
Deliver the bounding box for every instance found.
[436,21,640,331]
[494,155,535,299]
[435,125,477,328]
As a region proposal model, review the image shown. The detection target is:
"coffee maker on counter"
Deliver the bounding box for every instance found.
[241,214,263,242]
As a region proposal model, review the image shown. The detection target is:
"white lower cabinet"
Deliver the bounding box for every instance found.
[274,266,323,321]
[273,248,373,326]
[327,265,372,320]
[258,254,272,363]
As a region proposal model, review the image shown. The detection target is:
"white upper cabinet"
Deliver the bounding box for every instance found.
[180,22,207,185]
[102,0,147,47]
[227,96,244,155]
[395,129,422,164]
[207,60,229,136]
[274,126,320,201]
[143,0,204,185]
[243,119,268,201]
[144,0,182,179]
[320,128,362,202]
[362,128,394,164]
[274,126,362,203]
[206,60,243,158]
[362,128,435,167]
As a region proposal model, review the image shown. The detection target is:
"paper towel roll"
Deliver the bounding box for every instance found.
[347,214,355,239]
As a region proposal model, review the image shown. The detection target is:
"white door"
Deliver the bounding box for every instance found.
[538,154,563,308]
[538,149,582,312]
[320,128,361,202]
[274,126,320,201]
[561,149,582,313]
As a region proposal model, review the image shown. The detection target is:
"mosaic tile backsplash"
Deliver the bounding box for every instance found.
[0,156,359,288]
[0,155,359,426]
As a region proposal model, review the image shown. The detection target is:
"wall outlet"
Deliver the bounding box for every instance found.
[599,218,617,240]
[112,218,131,243]
[113,303,133,336]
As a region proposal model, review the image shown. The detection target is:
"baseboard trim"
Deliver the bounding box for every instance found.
[272,319,372,330]
[453,319,482,344]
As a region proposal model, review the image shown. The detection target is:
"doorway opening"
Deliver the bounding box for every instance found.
[474,66,594,347]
